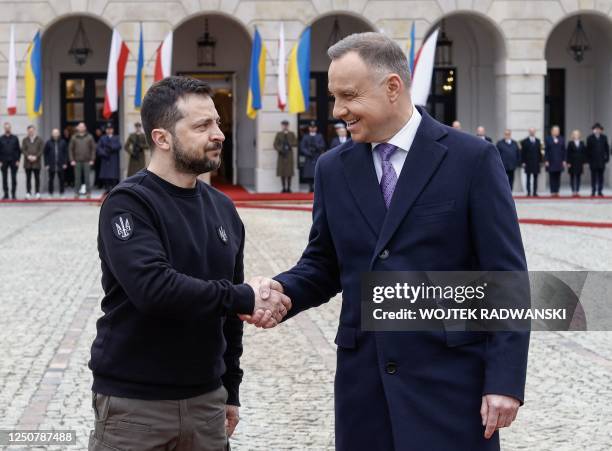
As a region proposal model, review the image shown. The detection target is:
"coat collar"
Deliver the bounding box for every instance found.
[340,106,448,256]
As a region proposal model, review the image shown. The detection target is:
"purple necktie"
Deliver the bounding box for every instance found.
[376,143,398,208]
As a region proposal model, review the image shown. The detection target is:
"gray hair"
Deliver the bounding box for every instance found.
[327,32,411,87]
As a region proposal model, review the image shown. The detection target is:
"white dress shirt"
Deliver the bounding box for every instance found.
[371,107,422,182]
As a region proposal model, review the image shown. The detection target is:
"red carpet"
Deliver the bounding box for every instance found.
[212,181,314,202]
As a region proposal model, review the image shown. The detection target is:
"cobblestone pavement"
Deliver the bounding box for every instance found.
[0,199,611,450]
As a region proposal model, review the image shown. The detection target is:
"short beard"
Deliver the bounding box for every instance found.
[172,133,222,175]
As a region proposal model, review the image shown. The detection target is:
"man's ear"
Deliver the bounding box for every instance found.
[151,129,171,151]
[386,73,403,102]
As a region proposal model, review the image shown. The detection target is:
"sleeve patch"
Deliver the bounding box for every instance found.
[112,213,134,241]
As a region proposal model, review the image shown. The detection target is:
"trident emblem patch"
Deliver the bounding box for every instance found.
[112,213,134,241]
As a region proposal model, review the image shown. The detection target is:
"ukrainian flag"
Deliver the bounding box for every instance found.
[408,22,416,75]
[134,23,145,110]
[246,28,266,119]
[287,27,311,114]
[25,31,42,119]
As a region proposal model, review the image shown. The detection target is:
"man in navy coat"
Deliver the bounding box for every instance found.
[496,129,521,191]
[245,32,529,451]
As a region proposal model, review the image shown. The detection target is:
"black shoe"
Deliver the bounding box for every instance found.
[2,193,8,200]
[11,193,16,200]
[287,188,292,193]
[598,192,604,197]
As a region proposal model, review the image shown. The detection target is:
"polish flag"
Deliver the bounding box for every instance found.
[411,28,439,106]
[103,29,130,119]
[277,23,287,111]
[154,32,173,82]
[6,25,17,115]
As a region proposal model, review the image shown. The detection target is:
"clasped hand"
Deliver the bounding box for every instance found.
[239,276,291,328]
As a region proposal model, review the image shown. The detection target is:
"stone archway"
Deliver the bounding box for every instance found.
[305,13,376,144]
[41,15,113,141]
[545,12,612,191]
[425,13,507,139]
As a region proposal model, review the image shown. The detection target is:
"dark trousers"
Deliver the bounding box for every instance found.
[549,171,561,194]
[570,173,581,193]
[65,165,75,187]
[591,168,604,195]
[506,170,515,191]
[1,160,18,197]
[25,168,41,194]
[526,173,538,195]
[48,169,65,195]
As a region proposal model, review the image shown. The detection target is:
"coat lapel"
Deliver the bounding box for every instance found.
[372,108,448,260]
[340,141,387,237]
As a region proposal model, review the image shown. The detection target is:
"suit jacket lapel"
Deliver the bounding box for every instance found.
[340,141,387,237]
[373,109,448,260]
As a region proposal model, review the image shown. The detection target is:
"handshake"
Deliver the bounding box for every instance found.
[239,276,291,328]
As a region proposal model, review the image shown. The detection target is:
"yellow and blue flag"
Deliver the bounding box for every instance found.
[134,23,145,110]
[287,27,311,114]
[247,28,266,119]
[25,31,42,119]
[408,21,416,75]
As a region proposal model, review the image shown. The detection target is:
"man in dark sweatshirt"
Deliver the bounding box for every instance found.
[88,76,291,451]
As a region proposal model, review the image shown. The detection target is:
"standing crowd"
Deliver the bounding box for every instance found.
[0,121,148,200]
[450,121,608,196]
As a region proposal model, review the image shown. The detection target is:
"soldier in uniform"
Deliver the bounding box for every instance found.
[273,119,297,193]
[88,76,290,451]
[300,120,326,192]
[124,122,149,177]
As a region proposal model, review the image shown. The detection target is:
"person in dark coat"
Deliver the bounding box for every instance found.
[544,125,566,196]
[246,33,529,451]
[300,121,326,192]
[586,122,610,196]
[329,123,349,149]
[520,128,543,196]
[496,129,521,191]
[566,129,587,196]
[476,125,493,143]
[97,122,122,194]
[0,122,21,199]
[273,120,297,193]
[44,128,69,196]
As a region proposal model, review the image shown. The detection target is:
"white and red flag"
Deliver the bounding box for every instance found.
[103,28,130,119]
[6,24,17,115]
[277,23,287,111]
[411,28,439,107]
[154,32,173,82]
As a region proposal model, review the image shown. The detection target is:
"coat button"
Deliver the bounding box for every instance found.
[385,362,397,375]
[379,249,390,260]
